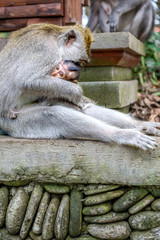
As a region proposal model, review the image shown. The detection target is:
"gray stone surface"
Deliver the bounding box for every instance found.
[20,185,43,239]
[80,80,138,108]
[6,188,29,235]
[88,221,131,239]
[42,195,60,240]
[54,194,70,240]
[92,32,145,56]
[129,211,160,230]
[0,187,8,227]
[0,136,160,186]
[32,192,50,235]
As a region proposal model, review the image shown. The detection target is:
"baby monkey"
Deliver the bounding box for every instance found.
[10,60,81,119]
[52,60,80,84]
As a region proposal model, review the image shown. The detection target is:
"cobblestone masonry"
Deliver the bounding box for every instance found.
[1,183,160,240]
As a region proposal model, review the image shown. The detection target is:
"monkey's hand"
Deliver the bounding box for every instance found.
[117,129,157,151]
[135,121,160,136]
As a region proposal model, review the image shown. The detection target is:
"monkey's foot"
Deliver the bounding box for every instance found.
[107,15,118,32]
[136,122,160,136]
[118,129,157,151]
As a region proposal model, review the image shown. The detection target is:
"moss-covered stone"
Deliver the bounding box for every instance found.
[84,184,120,196]
[20,185,43,239]
[44,184,70,194]
[151,199,160,211]
[128,194,155,214]
[129,211,160,230]
[83,202,111,216]
[84,211,129,224]
[54,194,70,240]
[84,189,124,206]
[150,188,160,197]
[0,186,8,227]
[113,188,148,212]
[42,195,60,240]
[88,221,131,239]
[69,189,83,237]
[6,187,29,235]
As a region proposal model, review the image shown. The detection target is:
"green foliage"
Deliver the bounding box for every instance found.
[133,32,160,95]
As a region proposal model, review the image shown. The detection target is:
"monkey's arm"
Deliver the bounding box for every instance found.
[22,76,83,106]
[83,103,160,136]
[108,0,149,32]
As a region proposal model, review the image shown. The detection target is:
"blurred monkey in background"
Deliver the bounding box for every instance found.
[87,0,155,41]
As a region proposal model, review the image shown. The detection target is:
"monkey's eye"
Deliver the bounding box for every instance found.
[59,71,64,77]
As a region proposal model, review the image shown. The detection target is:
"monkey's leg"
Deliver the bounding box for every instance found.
[7,105,157,150]
[130,2,154,41]
[87,0,100,31]
[108,0,148,32]
[83,103,160,136]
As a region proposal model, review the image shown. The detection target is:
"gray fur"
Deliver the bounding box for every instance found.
[0,23,159,150]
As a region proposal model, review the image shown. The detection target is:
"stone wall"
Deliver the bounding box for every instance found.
[0,137,160,240]
[1,183,160,240]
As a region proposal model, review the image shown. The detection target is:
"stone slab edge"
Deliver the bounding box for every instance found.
[0,136,160,186]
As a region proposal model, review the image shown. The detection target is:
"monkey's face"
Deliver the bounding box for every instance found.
[58,25,94,65]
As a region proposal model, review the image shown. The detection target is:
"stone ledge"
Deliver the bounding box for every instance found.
[0,136,160,186]
[92,32,145,56]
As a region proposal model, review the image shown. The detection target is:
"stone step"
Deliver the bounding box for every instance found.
[79,67,132,82]
[80,80,138,108]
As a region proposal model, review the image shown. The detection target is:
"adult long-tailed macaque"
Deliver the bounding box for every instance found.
[87,0,155,42]
[0,23,159,150]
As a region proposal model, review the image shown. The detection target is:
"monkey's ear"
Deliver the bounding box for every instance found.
[64,30,77,45]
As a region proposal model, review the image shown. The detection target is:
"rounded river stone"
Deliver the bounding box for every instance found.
[113,188,148,212]
[20,184,43,239]
[83,202,111,216]
[88,221,131,239]
[84,184,120,196]
[151,199,160,211]
[42,195,60,240]
[130,230,160,240]
[32,192,50,235]
[6,187,29,235]
[128,194,155,214]
[44,184,70,194]
[0,228,21,240]
[84,190,124,206]
[69,189,83,237]
[129,211,160,230]
[54,194,70,240]
[84,211,129,224]
[0,186,8,227]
